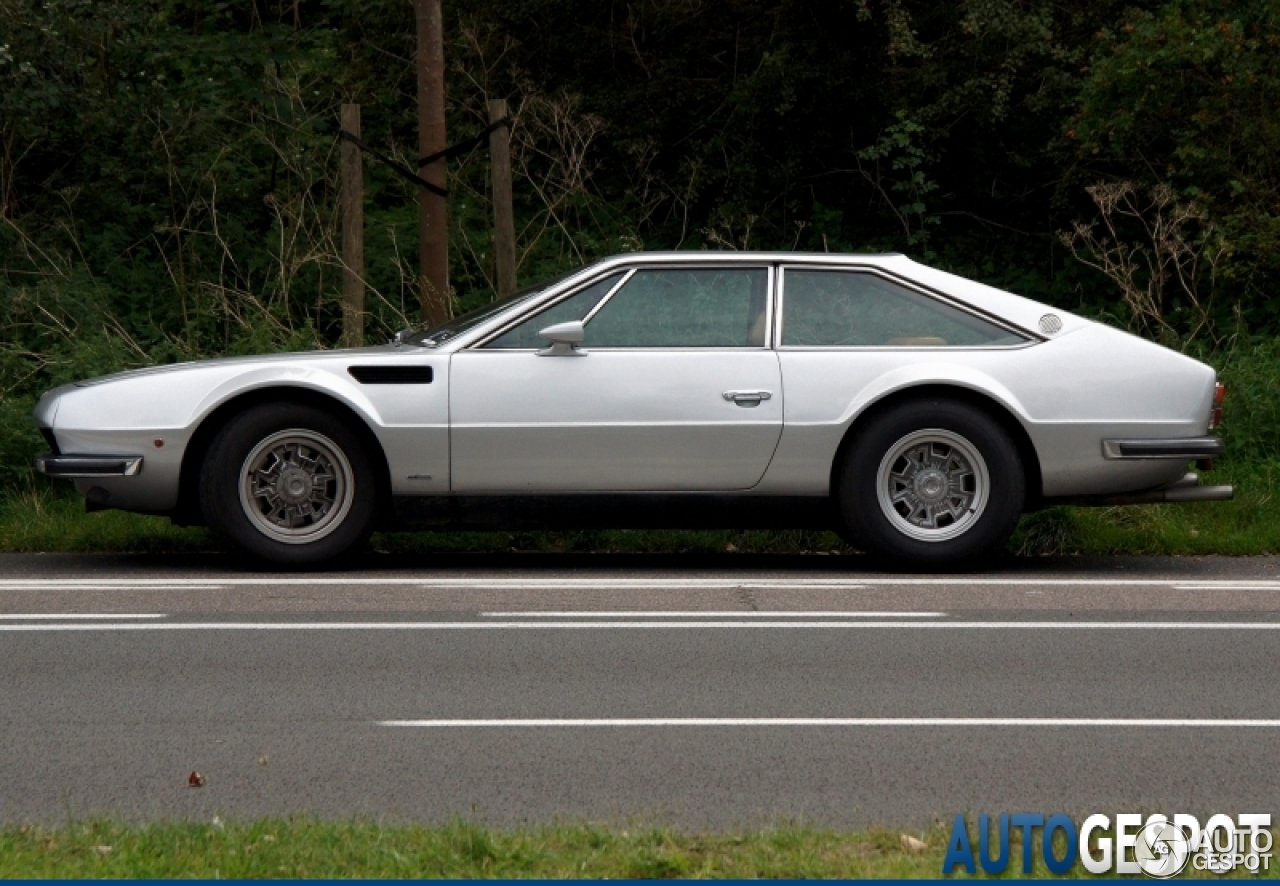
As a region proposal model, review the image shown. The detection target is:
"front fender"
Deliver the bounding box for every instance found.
[191,367,384,433]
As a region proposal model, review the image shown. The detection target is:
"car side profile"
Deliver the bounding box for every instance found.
[32,252,1231,567]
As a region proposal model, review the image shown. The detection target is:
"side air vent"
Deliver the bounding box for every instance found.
[347,365,434,385]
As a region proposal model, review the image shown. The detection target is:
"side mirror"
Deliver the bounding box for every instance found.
[537,320,587,357]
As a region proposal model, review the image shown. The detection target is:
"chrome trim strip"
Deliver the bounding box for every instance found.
[579,268,637,324]
[35,455,144,478]
[1101,438,1225,460]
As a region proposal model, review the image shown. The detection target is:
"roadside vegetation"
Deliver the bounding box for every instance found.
[1,819,1271,879]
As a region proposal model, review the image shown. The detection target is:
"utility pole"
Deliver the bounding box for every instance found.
[488,98,517,298]
[339,103,365,347]
[415,0,450,326]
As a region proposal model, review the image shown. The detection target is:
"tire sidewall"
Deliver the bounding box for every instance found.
[199,403,376,566]
[838,398,1024,567]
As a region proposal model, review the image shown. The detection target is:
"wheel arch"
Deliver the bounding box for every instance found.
[828,383,1044,506]
[174,386,394,526]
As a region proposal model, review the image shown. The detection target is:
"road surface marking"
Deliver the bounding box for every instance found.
[2,620,1280,631]
[0,613,165,620]
[1173,585,1280,591]
[0,577,1278,589]
[0,584,226,591]
[481,611,947,618]
[380,718,1280,728]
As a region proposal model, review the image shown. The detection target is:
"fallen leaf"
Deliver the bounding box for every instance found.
[94,845,112,857]
[258,755,269,766]
[901,834,928,854]
[187,771,206,787]
[725,543,738,552]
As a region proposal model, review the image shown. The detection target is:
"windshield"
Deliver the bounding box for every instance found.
[406,269,580,347]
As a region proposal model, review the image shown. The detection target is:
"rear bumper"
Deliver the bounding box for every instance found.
[35,454,143,478]
[1102,437,1224,459]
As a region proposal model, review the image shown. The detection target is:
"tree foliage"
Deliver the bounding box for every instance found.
[0,0,1276,446]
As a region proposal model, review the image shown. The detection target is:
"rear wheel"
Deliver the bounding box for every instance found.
[837,399,1024,567]
[199,403,376,566]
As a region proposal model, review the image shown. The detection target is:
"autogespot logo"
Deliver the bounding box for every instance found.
[942,812,1273,877]
[1134,819,1191,878]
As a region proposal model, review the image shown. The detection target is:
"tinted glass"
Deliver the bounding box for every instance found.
[585,268,769,348]
[484,272,625,349]
[781,270,1026,347]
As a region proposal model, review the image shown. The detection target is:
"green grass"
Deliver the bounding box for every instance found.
[1009,460,1280,557]
[3,818,1271,879]
[2,459,1279,557]
[0,483,211,553]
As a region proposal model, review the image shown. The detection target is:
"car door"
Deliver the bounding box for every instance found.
[449,265,783,492]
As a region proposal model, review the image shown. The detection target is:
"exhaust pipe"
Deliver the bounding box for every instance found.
[1099,473,1234,506]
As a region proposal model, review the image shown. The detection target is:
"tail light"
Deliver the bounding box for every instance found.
[1209,382,1225,430]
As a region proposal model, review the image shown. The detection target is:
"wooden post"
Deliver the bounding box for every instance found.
[488,99,517,298]
[339,103,365,348]
[415,0,450,326]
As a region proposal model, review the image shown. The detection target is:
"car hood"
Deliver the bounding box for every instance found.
[72,345,407,388]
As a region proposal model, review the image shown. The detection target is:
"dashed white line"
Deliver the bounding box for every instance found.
[0,585,226,591]
[0,613,165,620]
[1174,585,1280,591]
[481,611,947,618]
[380,718,1280,728]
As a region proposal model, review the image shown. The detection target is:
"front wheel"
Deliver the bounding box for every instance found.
[837,399,1024,567]
[199,403,377,567]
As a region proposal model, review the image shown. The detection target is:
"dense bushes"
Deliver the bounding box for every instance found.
[2,0,1278,494]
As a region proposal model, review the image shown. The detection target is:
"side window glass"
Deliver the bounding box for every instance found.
[584,268,769,348]
[781,270,1026,347]
[484,272,625,349]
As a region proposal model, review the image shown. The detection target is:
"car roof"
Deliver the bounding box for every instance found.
[436,251,1086,351]
[578,252,1084,338]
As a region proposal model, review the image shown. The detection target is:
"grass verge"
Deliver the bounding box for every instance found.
[1,459,1277,557]
[3,818,1270,879]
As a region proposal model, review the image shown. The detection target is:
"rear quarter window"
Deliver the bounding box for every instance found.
[781,269,1027,347]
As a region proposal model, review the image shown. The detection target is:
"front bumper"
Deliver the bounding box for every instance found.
[35,454,143,478]
[1102,437,1225,459]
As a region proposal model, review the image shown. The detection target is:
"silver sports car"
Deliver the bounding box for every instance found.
[33,252,1230,567]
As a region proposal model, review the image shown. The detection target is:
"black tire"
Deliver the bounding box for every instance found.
[836,398,1024,568]
[199,402,377,567]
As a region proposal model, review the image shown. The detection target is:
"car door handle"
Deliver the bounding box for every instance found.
[723,390,772,408]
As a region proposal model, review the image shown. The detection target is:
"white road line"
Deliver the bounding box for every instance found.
[1174,585,1280,591]
[0,613,165,620]
[0,577,1277,588]
[0,585,226,591]
[2,620,1279,631]
[380,718,1280,728]
[481,611,947,618]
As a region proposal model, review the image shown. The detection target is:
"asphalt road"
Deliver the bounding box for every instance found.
[2,552,1279,829]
